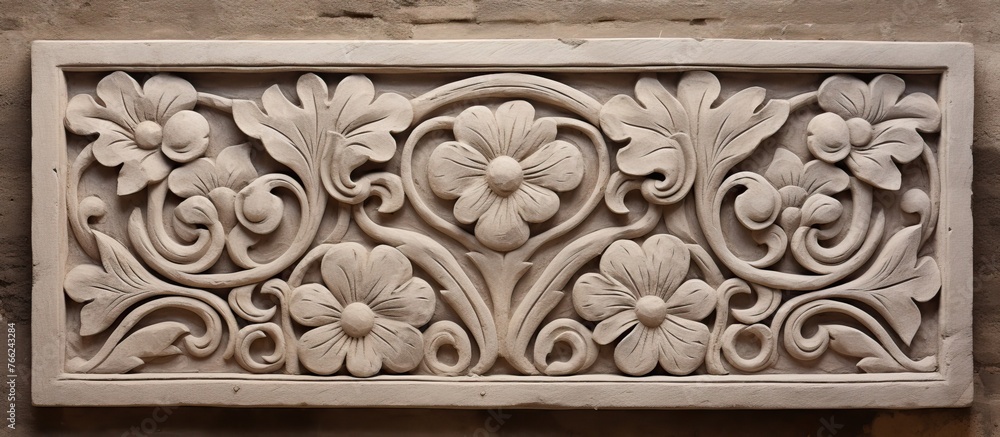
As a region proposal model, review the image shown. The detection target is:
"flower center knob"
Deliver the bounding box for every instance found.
[485,156,524,196]
[134,121,163,150]
[845,117,874,147]
[341,302,376,338]
[242,189,273,223]
[635,295,669,328]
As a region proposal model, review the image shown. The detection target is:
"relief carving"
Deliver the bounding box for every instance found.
[61,68,943,379]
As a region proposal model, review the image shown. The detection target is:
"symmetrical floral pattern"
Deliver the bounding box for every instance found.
[61,69,943,380]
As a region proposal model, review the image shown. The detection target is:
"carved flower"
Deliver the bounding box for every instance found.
[66,72,210,195]
[572,235,716,376]
[763,149,850,230]
[289,243,435,377]
[428,101,584,251]
[167,144,258,229]
[807,74,940,190]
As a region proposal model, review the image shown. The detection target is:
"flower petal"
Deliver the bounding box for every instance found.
[806,112,851,164]
[598,239,647,298]
[370,277,435,327]
[512,182,559,224]
[640,234,691,300]
[657,315,710,375]
[116,151,172,196]
[495,101,535,157]
[763,148,804,189]
[95,71,144,128]
[817,75,869,120]
[496,101,555,160]
[454,105,502,160]
[161,110,210,163]
[613,325,659,376]
[664,279,716,321]
[428,141,489,200]
[167,158,217,198]
[573,272,638,321]
[868,123,925,163]
[345,337,382,377]
[592,310,640,345]
[453,180,496,224]
[778,186,808,209]
[885,92,941,132]
[846,123,924,190]
[370,319,424,373]
[289,283,343,327]
[474,197,529,252]
[801,194,844,227]
[139,74,198,123]
[520,140,584,192]
[216,144,258,191]
[320,242,369,304]
[847,150,903,191]
[360,245,415,306]
[862,74,906,123]
[65,93,134,139]
[297,324,349,375]
[89,129,143,168]
[801,159,850,196]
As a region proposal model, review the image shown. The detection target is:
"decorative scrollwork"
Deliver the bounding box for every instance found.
[62,68,942,378]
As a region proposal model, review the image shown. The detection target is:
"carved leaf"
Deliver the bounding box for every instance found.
[600,76,696,205]
[830,226,940,345]
[64,231,164,336]
[676,71,789,182]
[91,322,191,374]
[825,325,906,373]
[232,74,412,189]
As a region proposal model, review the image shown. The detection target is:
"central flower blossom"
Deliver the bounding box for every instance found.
[428,101,584,252]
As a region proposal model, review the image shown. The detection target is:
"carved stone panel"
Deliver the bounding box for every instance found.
[31,39,974,408]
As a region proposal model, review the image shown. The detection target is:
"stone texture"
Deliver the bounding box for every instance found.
[2,0,998,433]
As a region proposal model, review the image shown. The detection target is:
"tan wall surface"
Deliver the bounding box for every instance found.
[0,0,994,435]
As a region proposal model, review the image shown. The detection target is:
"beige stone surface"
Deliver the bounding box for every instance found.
[2,0,998,434]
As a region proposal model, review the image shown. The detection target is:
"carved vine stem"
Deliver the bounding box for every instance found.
[67,143,103,260]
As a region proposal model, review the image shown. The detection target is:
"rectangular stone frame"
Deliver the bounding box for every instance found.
[31,39,974,408]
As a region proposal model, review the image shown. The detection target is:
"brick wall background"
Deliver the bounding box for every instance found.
[0,0,994,435]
